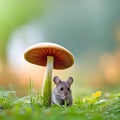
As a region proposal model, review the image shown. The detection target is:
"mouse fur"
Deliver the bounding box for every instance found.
[52,76,73,106]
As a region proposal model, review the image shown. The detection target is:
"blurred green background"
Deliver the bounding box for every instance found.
[0,0,120,96]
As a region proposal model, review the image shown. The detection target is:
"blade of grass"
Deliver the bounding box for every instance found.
[29,78,33,105]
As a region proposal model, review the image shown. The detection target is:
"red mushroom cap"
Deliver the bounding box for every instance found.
[24,42,74,69]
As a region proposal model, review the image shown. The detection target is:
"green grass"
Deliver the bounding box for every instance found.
[0,88,120,120]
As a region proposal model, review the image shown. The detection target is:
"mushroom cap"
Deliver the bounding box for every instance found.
[24,42,74,69]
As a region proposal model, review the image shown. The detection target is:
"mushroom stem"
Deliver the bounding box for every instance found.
[42,56,54,106]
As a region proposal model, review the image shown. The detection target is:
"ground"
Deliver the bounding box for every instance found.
[0,89,120,120]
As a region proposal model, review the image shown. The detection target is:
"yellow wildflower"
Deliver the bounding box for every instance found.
[92,91,102,99]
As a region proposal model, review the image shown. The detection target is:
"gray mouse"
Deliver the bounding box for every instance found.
[52,76,73,106]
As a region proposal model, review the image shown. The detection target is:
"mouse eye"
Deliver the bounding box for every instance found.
[60,87,64,91]
[67,88,70,91]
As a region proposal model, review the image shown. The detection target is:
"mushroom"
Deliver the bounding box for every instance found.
[24,42,74,106]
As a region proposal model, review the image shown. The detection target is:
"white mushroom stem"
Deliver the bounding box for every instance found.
[42,56,54,106]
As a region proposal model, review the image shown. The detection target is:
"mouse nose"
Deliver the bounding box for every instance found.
[64,92,67,96]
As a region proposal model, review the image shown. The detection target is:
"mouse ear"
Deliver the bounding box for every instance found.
[53,76,61,85]
[67,77,73,86]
